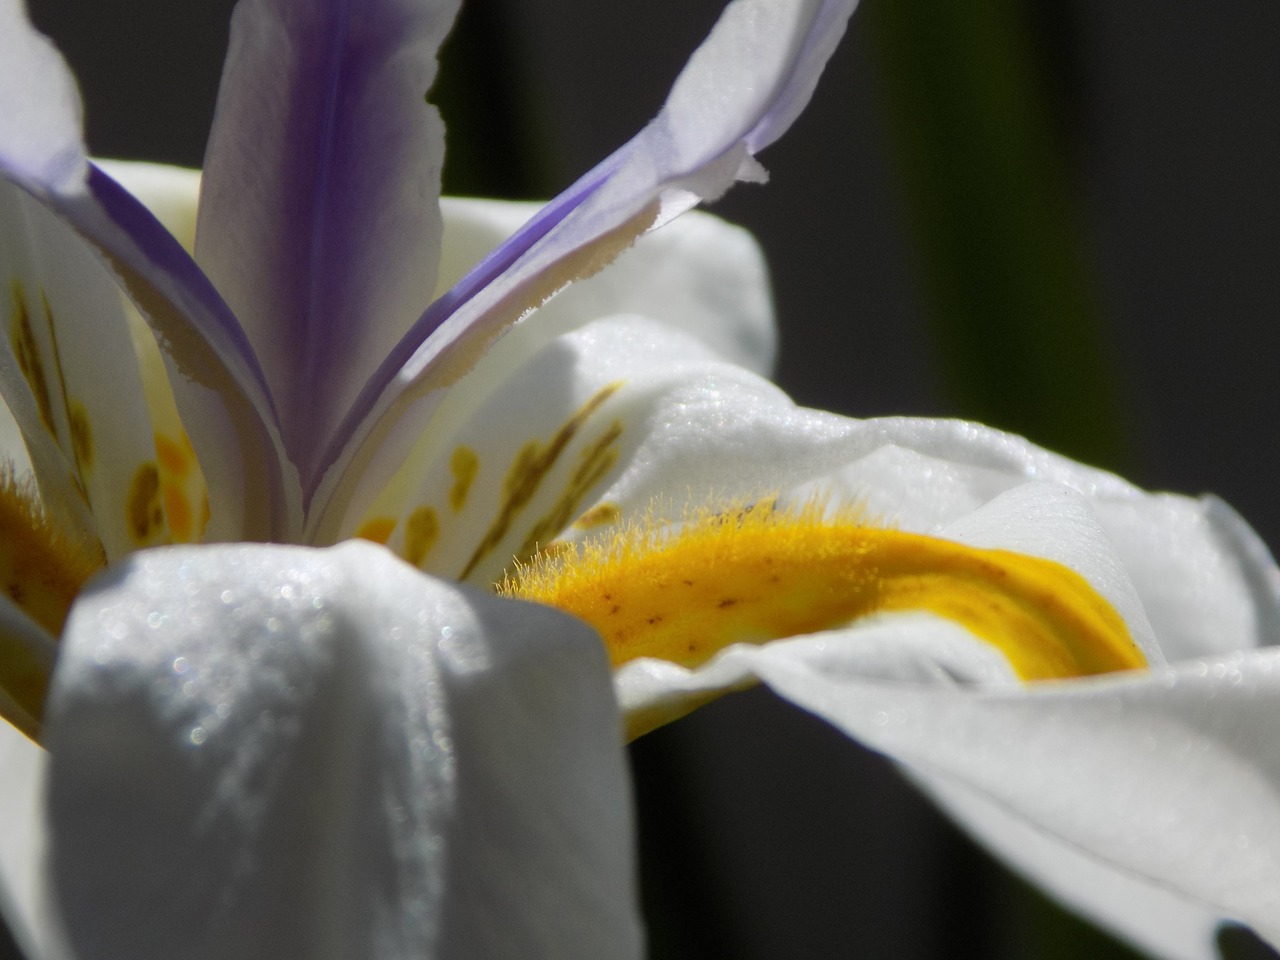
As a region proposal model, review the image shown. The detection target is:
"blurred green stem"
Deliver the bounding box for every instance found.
[866,0,1125,471]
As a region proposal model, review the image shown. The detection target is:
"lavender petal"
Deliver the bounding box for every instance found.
[25,166,298,542]
[196,0,459,480]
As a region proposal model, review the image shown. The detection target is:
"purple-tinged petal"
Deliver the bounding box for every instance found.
[53,168,300,542]
[309,0,858,533]
[196,0,459,480]
[0,6,298,540]
[1,176,180,559]
[0,0,86,195]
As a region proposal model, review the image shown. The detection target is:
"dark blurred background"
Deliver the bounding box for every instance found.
[18,0,1280,957]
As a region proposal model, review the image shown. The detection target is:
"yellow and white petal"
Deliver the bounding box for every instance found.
[78,163,209,544]
[0,178,177,559]
[601,478,1280,951]
[337,314,775,583]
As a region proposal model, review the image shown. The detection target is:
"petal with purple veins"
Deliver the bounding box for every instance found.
[197,0,459,480]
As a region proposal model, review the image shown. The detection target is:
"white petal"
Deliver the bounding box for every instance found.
[436,199,776,375]
[330,315,772,577]
[751,649,1280,947]
[0,176,177,557]
[42,541,640,959]
[0,716,51,960]
[583,373,1272,664]
[908,771,1224,960]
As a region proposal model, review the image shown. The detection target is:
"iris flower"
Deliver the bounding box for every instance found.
[2,0,1280,958]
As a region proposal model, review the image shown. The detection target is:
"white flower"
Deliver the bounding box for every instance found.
[2,1,1280,959]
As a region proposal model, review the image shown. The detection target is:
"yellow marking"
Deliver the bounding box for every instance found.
[153,432,207,544]
[576,502,622,530]
[68,402,93,473]
[9,282,54,434]
[355,516,397,545]
[125,462,167,546]
[404,506,440,567]
[459,383,622,580]
[505,499,1146,735]
[154,434,190,477]
[517,421,622,560]
[0,464,105,741]
[449,446,480,512]
[162,485,192,543]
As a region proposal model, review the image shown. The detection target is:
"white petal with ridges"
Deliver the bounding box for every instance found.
[587,365,1280,949]
[42,541,640,960]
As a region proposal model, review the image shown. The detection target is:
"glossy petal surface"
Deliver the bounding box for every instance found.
[42,541,640,960]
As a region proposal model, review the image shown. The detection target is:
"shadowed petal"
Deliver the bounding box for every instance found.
[0,7,297,540]
[71,168,299,541]
[432,199,776,376]
[910,772,1223,960]
[0,712,51,960]
[0,177,185,558]
[197,0,459,479]
[43,541,640,960]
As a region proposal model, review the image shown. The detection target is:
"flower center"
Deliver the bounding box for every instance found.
[503,499,1146,680]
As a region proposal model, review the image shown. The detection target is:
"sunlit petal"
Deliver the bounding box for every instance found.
[43,541,640,959]
[340,315,731,582]
[434,199,776,375]
[751,646,1280,949]
[910,773,1223,960]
